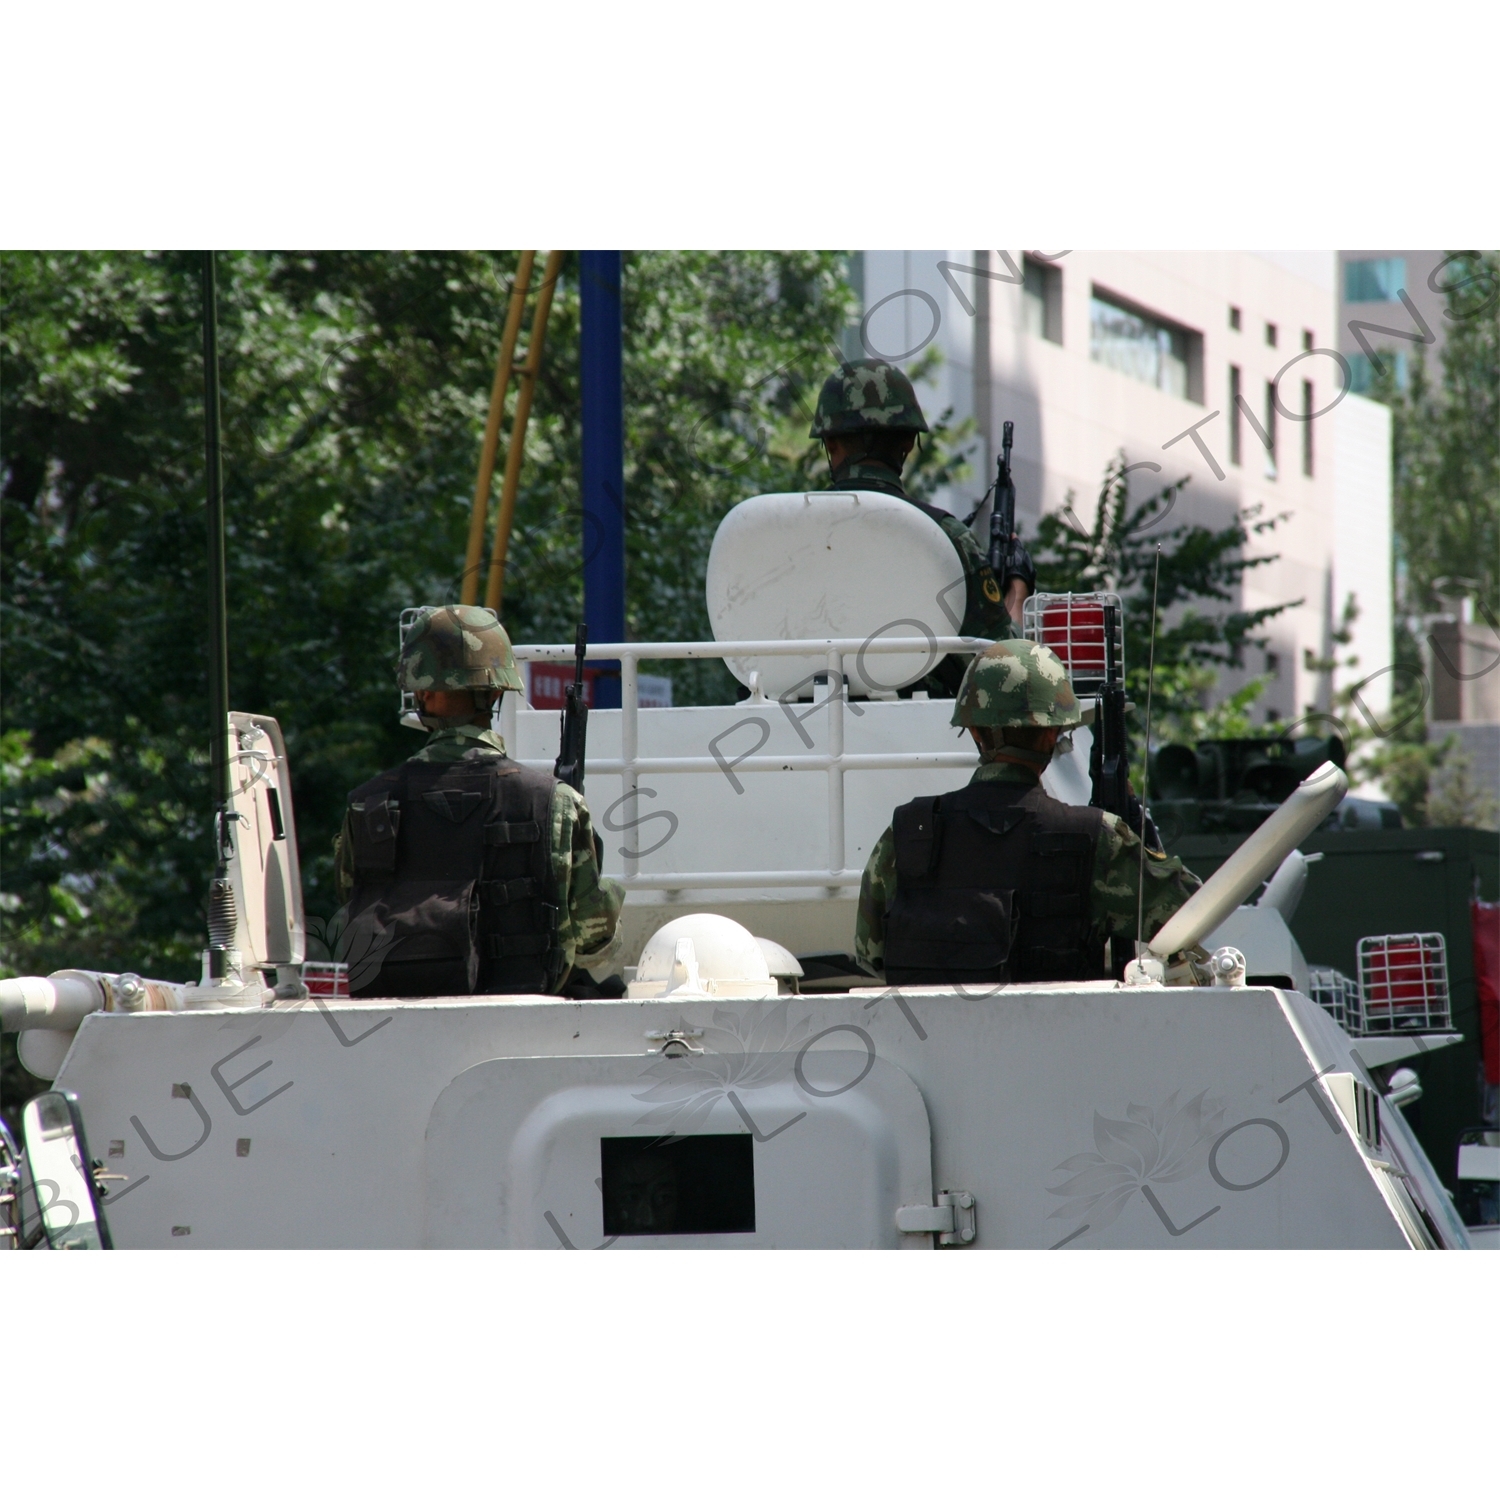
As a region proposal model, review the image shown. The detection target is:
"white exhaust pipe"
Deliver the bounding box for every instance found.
[1147,762,1347,959]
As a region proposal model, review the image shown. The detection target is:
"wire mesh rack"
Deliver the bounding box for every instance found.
[1022,592,1125,697]
[1357,932,1451,1033]
[1308,967,1363,1031]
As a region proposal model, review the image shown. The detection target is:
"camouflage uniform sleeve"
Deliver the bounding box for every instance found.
[1090,812,1202,947]
[854,826,897,975]
[550,783,625,974]
[333,809,355,905]
[935,513,1019,642]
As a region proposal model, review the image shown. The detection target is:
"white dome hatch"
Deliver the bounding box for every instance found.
[705,490,966,698]
[628,914,780,1000]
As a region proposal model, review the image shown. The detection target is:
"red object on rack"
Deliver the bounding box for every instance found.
[302,962,349,1000]
[1474,899,1499,1086]
[1365,941,1434,1007]
[1038,602,1108,678]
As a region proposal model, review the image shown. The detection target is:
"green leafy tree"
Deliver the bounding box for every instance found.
[1359,250,1500,824]
[1373,251,1500,618]
[1029,454,1296,743]
[1,250,856,1004]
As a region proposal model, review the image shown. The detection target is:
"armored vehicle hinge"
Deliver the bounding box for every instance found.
[896,1191,976,1246]
[645,1028,704,1057]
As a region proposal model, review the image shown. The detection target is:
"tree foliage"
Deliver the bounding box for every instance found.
[1373,251,1500,618]
[1358,251,1500,825]
[1,250,856,992]
[1029,455,1295,742]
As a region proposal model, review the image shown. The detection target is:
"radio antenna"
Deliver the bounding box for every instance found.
[1135,545,1162,950]
[201,251,236,981]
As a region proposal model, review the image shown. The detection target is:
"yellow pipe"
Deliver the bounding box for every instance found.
[486,250,564,615]
[460,252,536,606]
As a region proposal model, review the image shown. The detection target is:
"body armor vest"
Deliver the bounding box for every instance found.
[342,754,562,997]
[885,778,1107,985]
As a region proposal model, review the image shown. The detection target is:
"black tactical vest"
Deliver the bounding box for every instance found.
[884,778,1107,985]
[342,753,562,997]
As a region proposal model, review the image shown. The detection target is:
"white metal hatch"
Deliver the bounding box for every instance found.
[423,1049,936,1248]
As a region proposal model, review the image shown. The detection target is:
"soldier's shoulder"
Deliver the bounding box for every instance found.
[348,762,404,802]
[862,825,897,881]
[548,780,588,830]
[1096,810,1130,858]
[920,504,974,546]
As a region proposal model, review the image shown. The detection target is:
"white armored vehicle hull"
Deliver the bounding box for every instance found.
[50,979,1468,1249]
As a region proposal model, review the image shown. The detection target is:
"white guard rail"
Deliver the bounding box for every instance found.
[501,637,991,893]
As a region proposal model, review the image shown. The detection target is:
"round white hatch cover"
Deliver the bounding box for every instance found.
[705,490,967,697]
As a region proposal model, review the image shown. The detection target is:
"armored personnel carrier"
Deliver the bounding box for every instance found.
[1,487,1478,1250]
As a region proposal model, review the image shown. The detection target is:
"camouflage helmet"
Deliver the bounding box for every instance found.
[950,640,1081,729]
[397,605,524,693]
[809,358,930,438]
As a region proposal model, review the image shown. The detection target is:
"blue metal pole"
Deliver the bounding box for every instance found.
[580,250,624,708]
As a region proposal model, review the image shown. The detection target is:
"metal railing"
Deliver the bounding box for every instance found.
[503,636,990,892]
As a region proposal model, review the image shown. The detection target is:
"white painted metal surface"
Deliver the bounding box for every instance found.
[1204,908,1311,994]
[224,713,305,968]
[705,491,965,697]
[48,981,1470,1250]
[425,1050,933,1248]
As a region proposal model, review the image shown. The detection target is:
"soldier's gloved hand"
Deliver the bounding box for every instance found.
[1003,539,1036,596]
[1125,793,1164,854]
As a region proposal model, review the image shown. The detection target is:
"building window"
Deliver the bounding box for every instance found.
[1349,350,1409,393]
[1302,329,1313,351]
[1265,322,1278,348]
[1263,380,1278,478]
[1344,256,1406,303]
[1022,255,1062,344]
[1229,305,1241,330]
[1089,287,1203,401]
[1265,652,1280,677]
[1229,365,1242,466]
[1302,380,1314,476]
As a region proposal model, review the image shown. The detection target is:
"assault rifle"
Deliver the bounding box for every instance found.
[553,623,588,793]
[1088,603,1161,851]
[987,419,1020,588]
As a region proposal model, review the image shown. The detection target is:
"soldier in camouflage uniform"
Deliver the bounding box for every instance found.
[334,606,623,996]
[811,358,1035,694]
[855,639,1199,983]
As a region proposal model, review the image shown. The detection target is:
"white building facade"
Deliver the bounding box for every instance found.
[854,251,1393,725]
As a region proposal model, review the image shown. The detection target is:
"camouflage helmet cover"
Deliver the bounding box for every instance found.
[950,640,1082,729]
[398,605,524,693]
[809,358,930,438]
